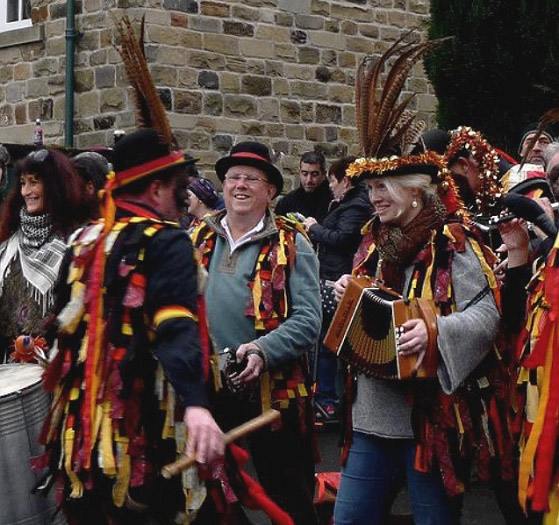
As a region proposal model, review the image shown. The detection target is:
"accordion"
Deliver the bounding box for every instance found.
[323,276,438,380]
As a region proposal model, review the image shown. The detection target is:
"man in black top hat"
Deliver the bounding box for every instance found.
[192,141,321,524]
[41,128,224,524]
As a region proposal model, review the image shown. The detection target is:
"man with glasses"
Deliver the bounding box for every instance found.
[275,150,332,224]
[191,141,321,524]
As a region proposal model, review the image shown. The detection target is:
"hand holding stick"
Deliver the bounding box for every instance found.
[161,409,281,479]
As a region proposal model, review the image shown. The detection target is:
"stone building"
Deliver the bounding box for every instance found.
[0,0,435,188]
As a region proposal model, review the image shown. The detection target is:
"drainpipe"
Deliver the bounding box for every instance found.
[64,0,77,147]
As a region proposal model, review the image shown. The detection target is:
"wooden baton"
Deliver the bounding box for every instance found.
[161,408,281,479]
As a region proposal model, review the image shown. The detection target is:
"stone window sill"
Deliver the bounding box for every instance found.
[0,23,42,49]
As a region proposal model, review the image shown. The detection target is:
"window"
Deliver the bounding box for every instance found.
[0,0,31,32]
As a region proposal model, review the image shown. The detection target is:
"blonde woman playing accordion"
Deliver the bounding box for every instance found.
[332,153,513,525]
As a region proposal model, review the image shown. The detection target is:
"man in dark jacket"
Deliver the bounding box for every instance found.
[41,129,224,524]
[275,150,332,223]
[302,156,372,420]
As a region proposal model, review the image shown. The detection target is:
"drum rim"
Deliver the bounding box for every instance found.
[0,363,44,399]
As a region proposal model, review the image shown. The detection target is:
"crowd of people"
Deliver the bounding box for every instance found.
[3,23,559,525]
[0,117,557,525]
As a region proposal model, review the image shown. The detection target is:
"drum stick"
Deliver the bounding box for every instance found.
[161,408,280,479]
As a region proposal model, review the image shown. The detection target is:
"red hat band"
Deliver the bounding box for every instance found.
[231,152,271,163]
[115,151,185,188]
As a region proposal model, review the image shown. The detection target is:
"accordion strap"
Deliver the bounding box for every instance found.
[414,298,439,377]
[368,276,402,300]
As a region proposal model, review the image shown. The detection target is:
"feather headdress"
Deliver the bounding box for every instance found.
[96,15,189,198]
[348,31,463,215]
[354,32,443,159]
[114,15,174,148]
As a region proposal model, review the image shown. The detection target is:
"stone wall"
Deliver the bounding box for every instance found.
[0,0,435,189]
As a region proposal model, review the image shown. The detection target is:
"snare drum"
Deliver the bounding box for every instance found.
[0,363,66,524]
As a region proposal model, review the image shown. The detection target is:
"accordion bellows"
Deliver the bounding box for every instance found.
[324,276,438,380]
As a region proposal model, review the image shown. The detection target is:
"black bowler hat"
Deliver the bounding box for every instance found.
[215,141,283,196]
[411,129,451,156]
[111,128,187,189]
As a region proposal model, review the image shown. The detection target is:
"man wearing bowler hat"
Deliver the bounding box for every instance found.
[40,128,224,523]
[191,141,322,524]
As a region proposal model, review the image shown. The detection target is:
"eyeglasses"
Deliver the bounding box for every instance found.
[27,149,49,163]
[224,173,270,185]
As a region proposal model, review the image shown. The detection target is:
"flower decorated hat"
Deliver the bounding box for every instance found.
[345,31,463,217]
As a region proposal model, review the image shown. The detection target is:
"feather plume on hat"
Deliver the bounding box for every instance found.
[354,32,443,159]
[106,15,187,189]
[114,15,174,148]
[348,31,463,216]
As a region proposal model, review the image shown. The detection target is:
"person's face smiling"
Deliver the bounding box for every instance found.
[368,179,420,227]
[223,165,275,219]
[20,173,45,215]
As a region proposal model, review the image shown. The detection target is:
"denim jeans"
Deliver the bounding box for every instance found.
[315,341,341,406]
[334,431,461,525]
[314,314,342,407]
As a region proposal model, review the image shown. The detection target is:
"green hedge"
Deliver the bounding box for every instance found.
[425,0,559,154]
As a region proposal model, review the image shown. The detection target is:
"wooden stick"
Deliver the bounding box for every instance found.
[161,408,281,479]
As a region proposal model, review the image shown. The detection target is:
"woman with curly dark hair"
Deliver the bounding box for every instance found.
[0,148,88,362]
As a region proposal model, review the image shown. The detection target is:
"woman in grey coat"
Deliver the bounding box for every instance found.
[332,153,511,525]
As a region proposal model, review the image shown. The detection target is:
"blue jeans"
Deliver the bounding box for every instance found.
[315,341,341,406]
[314,315,341,407]
[334,432,460,525]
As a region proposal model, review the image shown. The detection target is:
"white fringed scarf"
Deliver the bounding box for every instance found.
[0,208,67,315]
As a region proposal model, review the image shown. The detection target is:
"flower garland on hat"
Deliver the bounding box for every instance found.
[346,150,467,218]
[444,126,501,216]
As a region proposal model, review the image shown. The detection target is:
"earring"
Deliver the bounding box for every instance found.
[411,199,418,208]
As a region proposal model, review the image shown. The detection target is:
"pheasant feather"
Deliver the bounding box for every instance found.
[355,31,448,158]
[114,15,173,147]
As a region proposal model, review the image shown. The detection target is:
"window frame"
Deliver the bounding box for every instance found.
[0,0,31,33]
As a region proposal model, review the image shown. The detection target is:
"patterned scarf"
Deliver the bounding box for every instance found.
[19,208,54,248]
[371,195,447,292]
[0,208,67,315]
